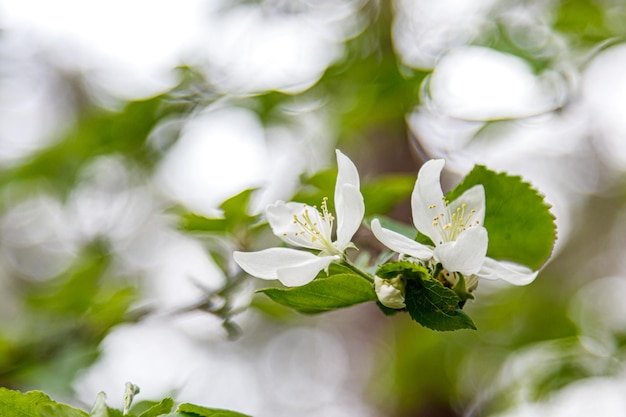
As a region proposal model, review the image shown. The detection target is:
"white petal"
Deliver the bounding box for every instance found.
[233,248,337,286]
[266,201,327,251]
[334,150,364,250]
[449,185,485,227]
[276,255,337,287]
[412,159,446,243]
[434,226,487,275]
[371,219,433,260]
[335,184,364,250]
[335,149,361,196]
[478,257,538,285]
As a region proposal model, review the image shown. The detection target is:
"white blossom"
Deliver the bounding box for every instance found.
[371,159,537,287]
[233,150,364,286]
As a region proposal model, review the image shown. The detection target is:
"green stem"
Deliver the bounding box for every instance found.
[341,259,374,283]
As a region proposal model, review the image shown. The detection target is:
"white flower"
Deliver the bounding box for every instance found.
[371,159,537,287]
[233,150,365,287]
[374,275,406,309]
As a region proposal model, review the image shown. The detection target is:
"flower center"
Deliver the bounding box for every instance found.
[290,197,337,252]
[430,199,480,244]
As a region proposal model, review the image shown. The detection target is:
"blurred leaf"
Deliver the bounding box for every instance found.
[138,398,174,417]
[180,189,260,236]
[39,403,89,417]
[8,247,134,395]
[317,4,427,139]
[0,388,54,416]
[249,296,296,320]
[258,265,376,314]
[175,403,251,417]
[130,401,162,416]
[446,165,556,270]
[180,215,227,234]
[0,96,187,195]
[295,171,415,220]
[219,188,258,224]
[362,174,414,216]
[89,287,137,331]
[292,169,337,212]
[26,253,108,315]
[554,0,613,43]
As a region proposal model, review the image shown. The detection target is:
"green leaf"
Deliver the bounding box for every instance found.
[26,250,109,315]
[404,278,477,331]
[181,189,259,235]
[176,403,251,417]
[180,214,227,234]
[0,388,89,417]
[258,269,376,314]
[553,0,615,43]
[446,165,556,270]
[39,404,89,417]
[219,189,257,222]
[0,388,54,417]
[376,260,431,281]
[138,398,174,417]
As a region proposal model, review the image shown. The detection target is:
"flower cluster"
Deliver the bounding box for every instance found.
[371,159,537,308]
[234,151,538,309]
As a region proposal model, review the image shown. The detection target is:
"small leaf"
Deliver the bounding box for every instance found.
[446,165,556,270]
[180,189,259,235]
[138,398,174,417]
[219,189,257,220]
[376,260,431,281]
[258,271,376,314]
[404,278,476,331]
[176,403,251,417]
[180,214,227,234]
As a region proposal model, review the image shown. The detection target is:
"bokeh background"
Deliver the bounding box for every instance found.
[1,1,626,416]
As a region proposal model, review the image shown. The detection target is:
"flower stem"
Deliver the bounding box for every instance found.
[341,259,374,283]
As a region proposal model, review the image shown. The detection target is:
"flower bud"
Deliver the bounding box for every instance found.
[374,275,406,309]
